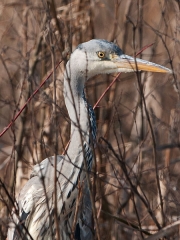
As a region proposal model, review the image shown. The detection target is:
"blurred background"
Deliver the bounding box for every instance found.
[0,0,180,239]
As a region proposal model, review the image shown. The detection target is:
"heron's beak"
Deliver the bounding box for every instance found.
[113,54,172,73]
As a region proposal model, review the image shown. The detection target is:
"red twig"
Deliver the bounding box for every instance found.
[93,73,121,110]
[136,42,154,56]
[0,60,63,138]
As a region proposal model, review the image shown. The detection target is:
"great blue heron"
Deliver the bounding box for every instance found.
[8,39,171,240]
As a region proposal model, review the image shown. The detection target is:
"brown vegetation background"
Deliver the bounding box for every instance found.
[0,0,180,239]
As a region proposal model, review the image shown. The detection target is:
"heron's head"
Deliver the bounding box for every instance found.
[68,39,172,80]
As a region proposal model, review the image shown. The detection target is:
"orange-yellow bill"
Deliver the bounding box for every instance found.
[113,54,172,73]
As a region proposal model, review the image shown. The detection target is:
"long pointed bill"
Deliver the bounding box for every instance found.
[114,54,172,73]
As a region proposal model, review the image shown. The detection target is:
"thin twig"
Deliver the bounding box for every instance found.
[146,219,180,240]
[0,60,62,138]
[100,137,161,229]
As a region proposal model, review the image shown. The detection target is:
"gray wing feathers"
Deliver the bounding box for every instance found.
[8,155,63,240]
[78,182,93,240]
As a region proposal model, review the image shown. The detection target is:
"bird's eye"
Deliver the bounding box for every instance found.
[97,51,105,59]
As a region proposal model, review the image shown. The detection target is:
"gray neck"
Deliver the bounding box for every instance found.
[63,61,90,159]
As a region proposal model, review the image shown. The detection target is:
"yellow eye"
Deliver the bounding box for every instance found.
[97,51,105,58]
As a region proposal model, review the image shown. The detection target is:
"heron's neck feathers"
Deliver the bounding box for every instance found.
[63,61,90,157]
